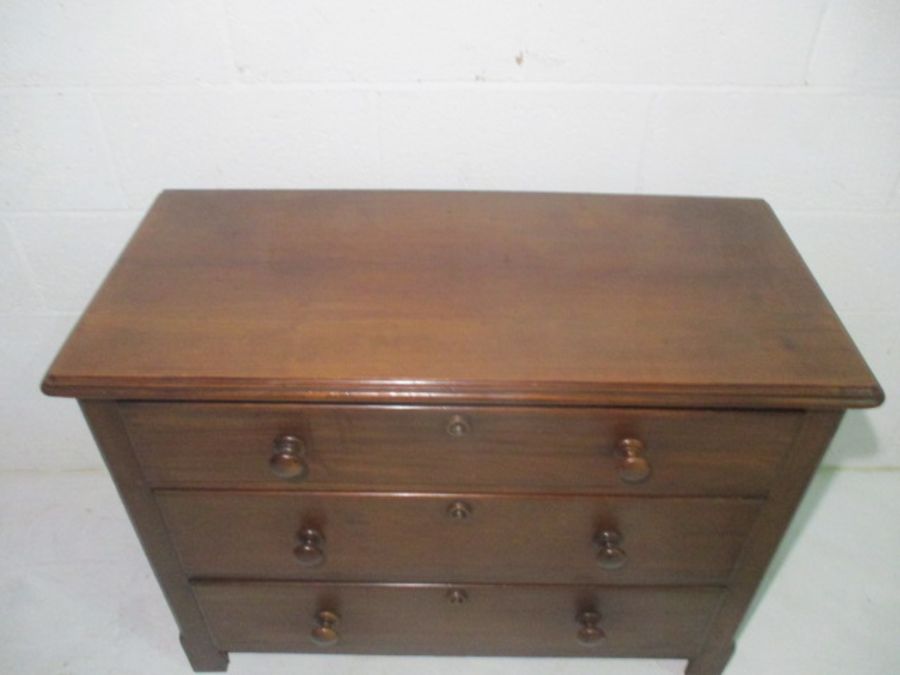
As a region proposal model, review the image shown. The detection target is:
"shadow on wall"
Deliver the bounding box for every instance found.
[740,409,880,634]
[823,410,881,465]
[739,464,834,637]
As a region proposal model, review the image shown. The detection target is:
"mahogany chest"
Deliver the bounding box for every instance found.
[42,191,883,674]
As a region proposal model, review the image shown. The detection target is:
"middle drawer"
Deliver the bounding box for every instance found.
[157,491,760,585]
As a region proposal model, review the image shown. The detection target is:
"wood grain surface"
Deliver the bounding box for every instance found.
[192,580,724,657]
[122,402,802,496]
[158,490,761,584]
[41,192,884,675]
[42,191,882,408]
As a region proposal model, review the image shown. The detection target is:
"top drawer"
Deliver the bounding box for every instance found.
[119,403,801,496]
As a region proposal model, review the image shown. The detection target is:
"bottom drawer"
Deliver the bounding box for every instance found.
[193,581,724,657]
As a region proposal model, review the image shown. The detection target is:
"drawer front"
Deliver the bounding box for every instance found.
[193,581,723,657]
[159,491,760,584]
[123,403,801,496]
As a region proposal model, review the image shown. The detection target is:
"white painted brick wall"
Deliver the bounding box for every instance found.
[224,0,828,85]
[0,89,123,210]
[642,92,900,211]
[376,89,653,191]
[1,1,898,470]
[0,0,231,85]
[807,0,900,87]
[7,213,141,312]
[94,88,383,207]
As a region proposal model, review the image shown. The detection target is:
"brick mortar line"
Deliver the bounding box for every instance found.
[3,221,46,311]
[801,0,832,84]
[1,82,900,95]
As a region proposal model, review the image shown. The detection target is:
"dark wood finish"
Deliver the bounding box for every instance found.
[310,610,341,646]
[268,435,308,480]
[123,403,801,496]
[41,192,884,674]
[156,491,761,584]
[594,529,628,570]
[576,610,606,645]
[192,581,725,657]
[616,438,652,483]
[78,402,227,672]
[293,527,326,568]
[42,191,881,409]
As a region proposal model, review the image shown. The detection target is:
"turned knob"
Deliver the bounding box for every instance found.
[293,527,325,567]
[593,529,627,570]
[310,610,341,646]
[615,438,651,483]
[269,435,308,480]
[576,610,606,646]
[446,414,471,437]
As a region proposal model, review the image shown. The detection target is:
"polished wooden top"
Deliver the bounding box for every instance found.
[42,190,882,408]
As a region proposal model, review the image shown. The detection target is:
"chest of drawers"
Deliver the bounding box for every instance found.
[42,191,882,674]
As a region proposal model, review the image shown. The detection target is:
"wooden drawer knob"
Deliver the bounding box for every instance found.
[594,529,627,570]
[616,438,651,483]
[294,527,325,567]
[576,610,606,646]
[446,414,471,437]
[269,435,308,480]
[310,610,340,646]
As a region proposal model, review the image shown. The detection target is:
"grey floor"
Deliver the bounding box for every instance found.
[1,467,898,675]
